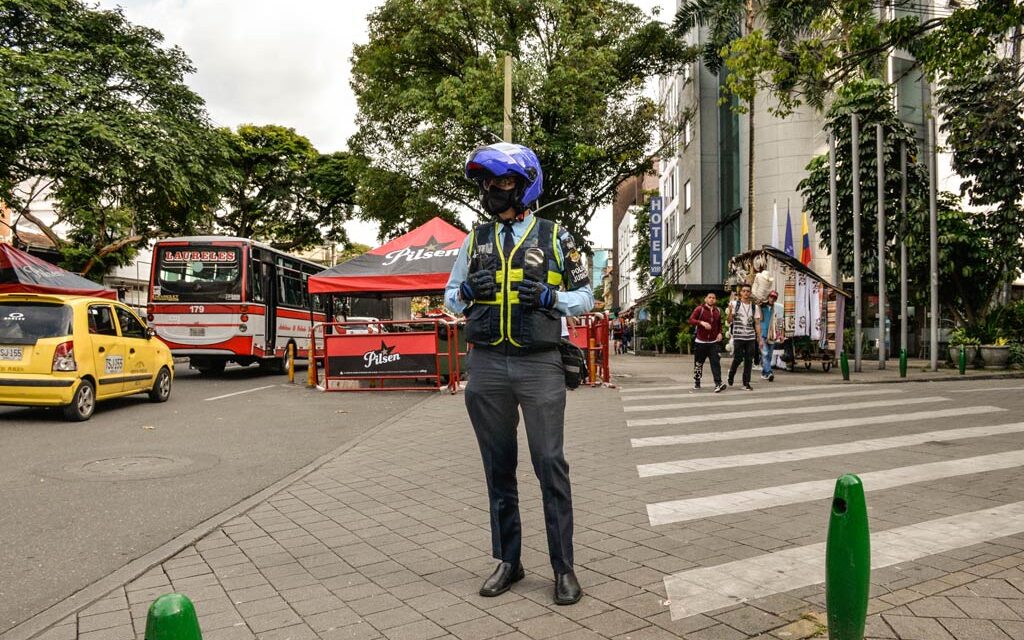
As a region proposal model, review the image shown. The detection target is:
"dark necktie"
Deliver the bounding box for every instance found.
[502,224,515,256]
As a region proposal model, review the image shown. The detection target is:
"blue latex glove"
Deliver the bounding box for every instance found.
[460,270,497,301]
[516,279,556,309]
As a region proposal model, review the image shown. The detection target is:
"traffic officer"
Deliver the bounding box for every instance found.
[445,143,594,605]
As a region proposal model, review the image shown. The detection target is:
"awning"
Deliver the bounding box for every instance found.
[0,243,118,299]
[308,217,468,297]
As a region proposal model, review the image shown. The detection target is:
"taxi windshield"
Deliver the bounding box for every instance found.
[154,246,242,302]
[0,302,73,344]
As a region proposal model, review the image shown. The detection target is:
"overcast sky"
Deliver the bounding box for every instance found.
[98,0,672,248]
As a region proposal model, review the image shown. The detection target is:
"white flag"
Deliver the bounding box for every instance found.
[771,199,779,249]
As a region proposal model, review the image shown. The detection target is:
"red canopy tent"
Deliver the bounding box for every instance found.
[0,243,117,299]
[309,217,468,297]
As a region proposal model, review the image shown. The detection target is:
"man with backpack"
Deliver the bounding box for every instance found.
[687,292,727,392]
[726,283,762,391]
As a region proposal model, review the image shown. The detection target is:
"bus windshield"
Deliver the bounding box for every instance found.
[153,245,243,302]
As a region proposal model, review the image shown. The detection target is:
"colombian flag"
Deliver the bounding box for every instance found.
[800,211,812,266]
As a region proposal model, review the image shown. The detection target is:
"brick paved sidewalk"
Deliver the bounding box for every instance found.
[24,367,1024,640]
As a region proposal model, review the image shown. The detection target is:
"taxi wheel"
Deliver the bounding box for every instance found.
[149,367,172,403]
[63,379,96,422]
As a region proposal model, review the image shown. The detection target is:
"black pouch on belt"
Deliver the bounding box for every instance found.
[558,339,589,389]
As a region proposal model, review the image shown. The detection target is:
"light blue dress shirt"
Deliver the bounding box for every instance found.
[444,214,595,318]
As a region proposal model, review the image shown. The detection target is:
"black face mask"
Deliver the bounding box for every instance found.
[482,185,518,216]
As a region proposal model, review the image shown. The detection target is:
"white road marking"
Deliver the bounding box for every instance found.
[647,447,1024,526]
[630,405,999,448]
[627,397,941,428]
[663,500,1024,620]
[204,385,277,402]
[623,388,903,412]
[948,385,1024,393]
[637,420,1024,477]
[620,382,855,396]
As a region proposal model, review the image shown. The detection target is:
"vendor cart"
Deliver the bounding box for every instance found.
[726,246,851,374]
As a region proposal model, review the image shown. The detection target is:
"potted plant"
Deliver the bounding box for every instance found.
[948,327,981,368]
[980,336,1011,369]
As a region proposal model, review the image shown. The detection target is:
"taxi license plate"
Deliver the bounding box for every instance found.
[0,346,23,360]
[189,327,205,337]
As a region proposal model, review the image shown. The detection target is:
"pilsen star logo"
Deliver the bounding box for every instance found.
[419,235,456,253]
[378,340,395,356]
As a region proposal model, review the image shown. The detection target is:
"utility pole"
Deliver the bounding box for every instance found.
[503,54,513,143]
[851,114,863,373]
[829,134,839,287]
[876,124,886,368]
[926,85,939,371]
[900,142,908,361]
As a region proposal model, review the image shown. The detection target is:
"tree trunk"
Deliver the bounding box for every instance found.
[18,209,64,249]
[79,234,145,277]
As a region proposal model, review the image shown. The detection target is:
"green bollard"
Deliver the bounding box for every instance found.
[958,345,967,375]
[825,474,870,640]
[145,593,202,640]
[899,349,907,378]
[839,351,850,381]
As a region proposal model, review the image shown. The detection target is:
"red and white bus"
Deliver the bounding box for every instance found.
[147,236,327,374]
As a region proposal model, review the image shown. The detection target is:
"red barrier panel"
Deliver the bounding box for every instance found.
[311,320,453,392]
[566,313,611,385]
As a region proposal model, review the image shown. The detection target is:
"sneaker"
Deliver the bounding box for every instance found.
[692,383,701,390]
[714,383,727,393]
[727,375,734,387]
[742,384,754,391]
[760,374,770,380]
[768,373,775,382]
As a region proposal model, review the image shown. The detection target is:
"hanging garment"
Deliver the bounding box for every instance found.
[834,295,846,354]
[784,267,797,337]
[794,272,810,337]
[809,280,823,342]
[827,294,838,351]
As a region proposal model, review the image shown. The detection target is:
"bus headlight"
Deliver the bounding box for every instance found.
[239,324,247,333]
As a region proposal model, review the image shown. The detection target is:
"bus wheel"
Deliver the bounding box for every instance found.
[196,360,226,375]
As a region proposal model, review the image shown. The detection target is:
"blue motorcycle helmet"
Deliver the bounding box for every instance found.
[465,143,543,217]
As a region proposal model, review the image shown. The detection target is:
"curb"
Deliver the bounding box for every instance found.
[842,371,1024,385]
[0,393,438,640]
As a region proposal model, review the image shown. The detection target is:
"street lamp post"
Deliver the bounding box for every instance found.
[851,114,863,373]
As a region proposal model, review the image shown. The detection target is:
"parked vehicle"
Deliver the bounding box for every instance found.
[148,236,328,374]
[337,316,383,334]
[0,294,174,421]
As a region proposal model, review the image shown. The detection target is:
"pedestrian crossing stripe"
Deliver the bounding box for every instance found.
[647,447,1024,526]
[630,405,1004,447]
[623,388,904,412]
[637,421,1024,477]
[663,500,1024,620]
[620,382,856,396]
[627,396,944,428]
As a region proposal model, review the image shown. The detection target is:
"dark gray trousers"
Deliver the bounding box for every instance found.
[464,347,574,574]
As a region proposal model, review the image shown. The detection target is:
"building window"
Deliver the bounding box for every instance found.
[684,119,693,147]
[683,63,692,82]
[684,180,692,212]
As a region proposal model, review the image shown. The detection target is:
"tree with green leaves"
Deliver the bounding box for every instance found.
[1,0,226,278]
[349,0,694,245]
[216,125,356,252]
[629,204,651,295]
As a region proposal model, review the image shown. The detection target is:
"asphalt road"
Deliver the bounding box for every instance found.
[0,364,427,634]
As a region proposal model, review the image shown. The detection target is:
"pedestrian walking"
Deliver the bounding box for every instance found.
[726,283,762,391]
[445,142,594,606]
[759,290,782,381]
[688,292,727,392]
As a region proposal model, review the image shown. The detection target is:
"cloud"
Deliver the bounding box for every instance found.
[97,0,670,247]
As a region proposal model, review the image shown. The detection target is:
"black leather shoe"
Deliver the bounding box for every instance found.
[554,571,583,605]
[479,562,525,597]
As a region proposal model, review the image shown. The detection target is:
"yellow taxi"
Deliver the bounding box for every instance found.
[0,294,175,421]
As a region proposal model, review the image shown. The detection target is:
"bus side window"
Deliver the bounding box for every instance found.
[249,261,264,303]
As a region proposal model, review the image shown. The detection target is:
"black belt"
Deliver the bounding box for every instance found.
[472,342,558,357]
